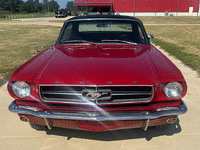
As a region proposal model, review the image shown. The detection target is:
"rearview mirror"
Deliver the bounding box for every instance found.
[97,23,111,28]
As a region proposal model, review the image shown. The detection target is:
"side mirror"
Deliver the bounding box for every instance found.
[148,34,153,41]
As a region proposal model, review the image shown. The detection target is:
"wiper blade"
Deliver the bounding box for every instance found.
[101,40,138,45]
[62,40,96,45]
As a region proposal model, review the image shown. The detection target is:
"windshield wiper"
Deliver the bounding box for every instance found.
[62,40,96,45]
[101,40,138,45]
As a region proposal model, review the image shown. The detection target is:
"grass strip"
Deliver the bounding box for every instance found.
[153,38,200,75]
[137,16,200,24]
[49,20,66,23]
[0,25,61,87]
[0,13,55,21]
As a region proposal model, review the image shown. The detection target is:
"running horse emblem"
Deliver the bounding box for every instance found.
[82,89,112,101]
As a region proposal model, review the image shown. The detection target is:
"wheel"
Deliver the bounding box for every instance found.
[55,16,58,18]
[153,124,169,130]
[29,123,47,130]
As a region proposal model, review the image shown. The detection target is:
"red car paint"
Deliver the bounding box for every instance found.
[8,16,187,131]
[8,44,187,101]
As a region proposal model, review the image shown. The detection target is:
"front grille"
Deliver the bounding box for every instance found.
[40,85,153,104]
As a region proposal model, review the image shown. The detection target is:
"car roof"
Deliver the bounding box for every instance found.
[67,15,142,22]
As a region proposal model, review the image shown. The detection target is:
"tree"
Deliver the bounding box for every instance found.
[0,0,46,13]
[25,0,35,13]
[33,0,39,13]
[38,3,45,13]
[0,0,4,11]
[2,0,12,12]
[49,0,59,12]
[43,0,48,12]
[66,1,74,12]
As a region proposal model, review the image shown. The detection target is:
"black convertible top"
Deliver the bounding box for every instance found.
[67,15,142,22]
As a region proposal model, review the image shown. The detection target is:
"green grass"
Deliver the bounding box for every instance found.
[0,18,14,22]
[118,22,200,74]
[145,25,200,75]
[153,38,200,75]
[145,25,200,56]
[0,25,61,86]
[49,20,67,23]
[137,16,200,24]
[0,13,55,22]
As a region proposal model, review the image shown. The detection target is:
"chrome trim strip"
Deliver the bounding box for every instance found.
[34,98,151,104]
[42,92,82,95]
[42,92,151,96]
[39,85,154,104]
[9,100,187,121]
[112,93,152,96]
[67,18,142,23]
[39,84,154,86]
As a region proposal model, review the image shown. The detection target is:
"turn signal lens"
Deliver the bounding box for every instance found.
[20,116,29,122]
[167,117,177,124]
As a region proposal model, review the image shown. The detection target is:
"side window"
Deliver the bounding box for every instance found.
[61,23,73,42]
[138,26,144,40]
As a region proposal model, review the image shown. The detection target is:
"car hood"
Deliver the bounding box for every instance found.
[33,45,161,86]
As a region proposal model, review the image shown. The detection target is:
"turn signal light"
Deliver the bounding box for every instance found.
[20,116,29,122]
[167,117,177,124]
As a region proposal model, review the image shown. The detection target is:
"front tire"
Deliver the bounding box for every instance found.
[29,123,47,130]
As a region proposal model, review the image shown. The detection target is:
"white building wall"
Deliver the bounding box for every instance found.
[117,12,199,16]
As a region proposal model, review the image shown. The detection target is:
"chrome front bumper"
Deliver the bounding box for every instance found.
[8,100,187,121]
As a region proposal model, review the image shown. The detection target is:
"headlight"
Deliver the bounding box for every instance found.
[11,81,31,98]
[163,82,183,99]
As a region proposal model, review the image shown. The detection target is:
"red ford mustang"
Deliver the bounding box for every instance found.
[8,15,187,132]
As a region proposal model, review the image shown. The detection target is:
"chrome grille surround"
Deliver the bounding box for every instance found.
[39,85,154,104]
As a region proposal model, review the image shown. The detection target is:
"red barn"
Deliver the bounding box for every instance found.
[74,0,200,16]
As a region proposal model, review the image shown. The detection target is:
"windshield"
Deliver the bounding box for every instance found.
[57,20,148,45]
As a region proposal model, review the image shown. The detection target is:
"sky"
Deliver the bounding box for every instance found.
[50,0,72,8]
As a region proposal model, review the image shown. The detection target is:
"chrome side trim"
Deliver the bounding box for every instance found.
[9,100,187,121]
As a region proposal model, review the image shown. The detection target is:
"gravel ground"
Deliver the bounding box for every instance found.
[0,17,72,27]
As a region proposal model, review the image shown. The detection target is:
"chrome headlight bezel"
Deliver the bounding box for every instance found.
[11,81,31,98]
[163,82,184,99]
